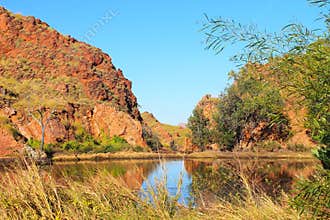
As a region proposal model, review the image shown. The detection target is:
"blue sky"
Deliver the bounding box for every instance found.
[1,0,321,124]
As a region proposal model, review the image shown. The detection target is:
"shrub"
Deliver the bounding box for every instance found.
[100,135,131,152]
[61,134,132,154]
[27,139,54,157]
[253,141,282,152]
[133,146,146,152]
[287,143,309,152]
[27,139,42,149]
[62,140,80,151]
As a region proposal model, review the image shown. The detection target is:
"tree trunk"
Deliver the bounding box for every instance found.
[40,122,45,151]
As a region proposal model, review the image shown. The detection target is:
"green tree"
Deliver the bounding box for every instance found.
[214,66,290,150]
[187,107,211,150]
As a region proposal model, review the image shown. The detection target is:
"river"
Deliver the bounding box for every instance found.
[49,158,318,207]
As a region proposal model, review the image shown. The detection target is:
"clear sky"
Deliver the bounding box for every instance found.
[1,0,321,125]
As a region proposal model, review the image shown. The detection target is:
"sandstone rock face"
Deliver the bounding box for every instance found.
[91,104,146,147]
[196,95,219,128]
[0,126,22,156]
[11,113,67,144]
[0,7,147,154]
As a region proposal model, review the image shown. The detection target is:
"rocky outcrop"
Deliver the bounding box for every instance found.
[141,112,190,150]
[0,126,22,156]
[196,95,219,128]
[141,112,173,147]
[91,104,145,146]
[0,7,147,154]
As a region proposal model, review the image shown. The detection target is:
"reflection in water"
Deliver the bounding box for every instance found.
[140,160,192,205]
[185,159,318,206]
[49,158,318,206]
[50,160,159,190]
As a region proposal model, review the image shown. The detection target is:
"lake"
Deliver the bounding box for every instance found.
[49,158,318,207]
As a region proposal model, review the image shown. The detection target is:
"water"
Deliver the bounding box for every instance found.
[50,158,318,206]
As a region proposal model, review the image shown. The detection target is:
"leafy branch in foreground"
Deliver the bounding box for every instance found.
[202,1,329,64]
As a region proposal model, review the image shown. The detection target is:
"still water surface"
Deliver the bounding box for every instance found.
[50,158,318,206]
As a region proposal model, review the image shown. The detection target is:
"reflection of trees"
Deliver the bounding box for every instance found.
[185,159,317,206]
[188,161,244,206]
[49,160,159,190]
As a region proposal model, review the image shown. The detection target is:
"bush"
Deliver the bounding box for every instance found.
[62,140,80,151]
[61,135,132,154]
[312,146,330,170]
[253,141,282,152]
[27,139,54,157]
[133,146,146,152]
[27,139,42,149]
[287,143,309,152]
[100,135,131,152]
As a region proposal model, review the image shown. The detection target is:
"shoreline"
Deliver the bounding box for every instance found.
[0,151,315,164]
[52,151,315,162]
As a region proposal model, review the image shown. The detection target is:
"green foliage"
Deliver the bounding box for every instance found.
[133,146,146,152]
[142,125,162,151]
[98,134,131,153]
[214,68,290,150]
[291,168,330,218]
[27,139,54,157]
[61,125,133,154]
[27,139,42,149]
[0,116,23,141]
[187,107,212,150]
[191,165,244,203]
[253,141,282,152]
[287,143,310,152]
[62,140,81,152]
[274,40,330,146]
[312,146,330,170]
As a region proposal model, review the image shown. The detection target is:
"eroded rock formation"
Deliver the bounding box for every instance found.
[0,7,147,155]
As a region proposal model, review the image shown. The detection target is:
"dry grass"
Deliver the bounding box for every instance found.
[51,151,315,163]
[52,152,185,162]
[0,160,302,219]
[187,151,315,160]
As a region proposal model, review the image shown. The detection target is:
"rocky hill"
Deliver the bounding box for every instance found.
[141,112,191,151]
[0,7,147,155]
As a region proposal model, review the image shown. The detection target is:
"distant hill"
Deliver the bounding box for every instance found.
[141,112,191,150]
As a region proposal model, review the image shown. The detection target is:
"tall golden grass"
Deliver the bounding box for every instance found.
[0,160,301,220]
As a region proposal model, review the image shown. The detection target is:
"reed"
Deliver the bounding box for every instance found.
[0,160,300,219]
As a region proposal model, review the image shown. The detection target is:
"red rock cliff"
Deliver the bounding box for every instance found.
[0,7,147,154]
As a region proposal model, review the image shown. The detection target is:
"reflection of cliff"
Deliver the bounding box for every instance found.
[184,159,318,205]
[50,160,158,190]
[120,161,158,190]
